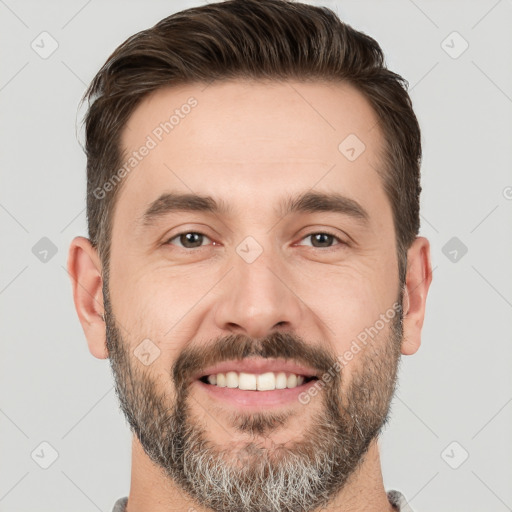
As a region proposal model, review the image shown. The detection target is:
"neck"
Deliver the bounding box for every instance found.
[126,436,394,512]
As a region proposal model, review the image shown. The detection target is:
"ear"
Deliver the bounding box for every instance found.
[401,236,432,356]
[67,236,108,359]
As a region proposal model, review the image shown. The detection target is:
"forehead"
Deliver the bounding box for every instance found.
[114,79,388,229]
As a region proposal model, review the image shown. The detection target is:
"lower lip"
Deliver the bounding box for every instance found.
[193,379,318,408]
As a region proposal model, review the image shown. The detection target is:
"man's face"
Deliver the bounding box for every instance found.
[105,80,403,511]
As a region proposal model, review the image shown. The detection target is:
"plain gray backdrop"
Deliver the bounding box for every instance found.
[1,1,511,511]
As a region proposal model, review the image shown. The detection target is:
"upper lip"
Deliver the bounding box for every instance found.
[193,358,319,380]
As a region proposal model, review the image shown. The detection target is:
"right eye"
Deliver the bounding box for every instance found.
[165,231,214,249]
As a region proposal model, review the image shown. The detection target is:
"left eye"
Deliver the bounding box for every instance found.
[297,232,343,248]
[166,232,213,249]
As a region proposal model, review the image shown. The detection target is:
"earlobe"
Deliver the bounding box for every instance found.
[67,236,109,359]
[401,237,432,356]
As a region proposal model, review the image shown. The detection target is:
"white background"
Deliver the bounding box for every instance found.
[1,1,511,510]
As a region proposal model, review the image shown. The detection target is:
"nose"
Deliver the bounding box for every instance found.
[213,245,304,339]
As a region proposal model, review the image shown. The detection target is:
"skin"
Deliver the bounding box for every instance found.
[68,79,432,512]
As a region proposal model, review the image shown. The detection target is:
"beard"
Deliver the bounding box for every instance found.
[104,286,403,512]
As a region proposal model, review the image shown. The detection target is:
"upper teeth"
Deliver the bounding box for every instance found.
[206,372,306,390]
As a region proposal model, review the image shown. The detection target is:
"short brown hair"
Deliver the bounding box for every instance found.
[83,0,421,284]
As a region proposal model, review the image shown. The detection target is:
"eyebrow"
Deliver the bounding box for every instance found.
[139,191,369,227]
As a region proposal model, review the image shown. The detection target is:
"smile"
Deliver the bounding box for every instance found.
[193,358,320,407]
[200,371,316,390]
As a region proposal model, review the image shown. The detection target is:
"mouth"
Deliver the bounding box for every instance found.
[198,371,317,390]
[192,358,320,408]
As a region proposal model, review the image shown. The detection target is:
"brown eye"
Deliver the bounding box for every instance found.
[167,232,211,249]
[298,232,343,248]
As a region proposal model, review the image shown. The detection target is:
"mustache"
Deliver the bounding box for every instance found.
[172,331,340,390]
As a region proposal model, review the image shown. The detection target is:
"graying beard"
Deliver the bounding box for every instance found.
[177,412,348,512]
[105,293,402,512]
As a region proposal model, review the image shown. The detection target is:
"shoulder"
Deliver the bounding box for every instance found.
[387,490,415,512]
[112,497,128,512]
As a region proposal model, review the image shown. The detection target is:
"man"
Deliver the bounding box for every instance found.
[68,0,432,510]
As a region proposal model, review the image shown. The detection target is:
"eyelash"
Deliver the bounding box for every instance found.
[165,230,346,251]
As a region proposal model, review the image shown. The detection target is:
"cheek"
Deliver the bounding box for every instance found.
[110,268,216,369]
[109,260,201,330]
[295,256,398,343]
